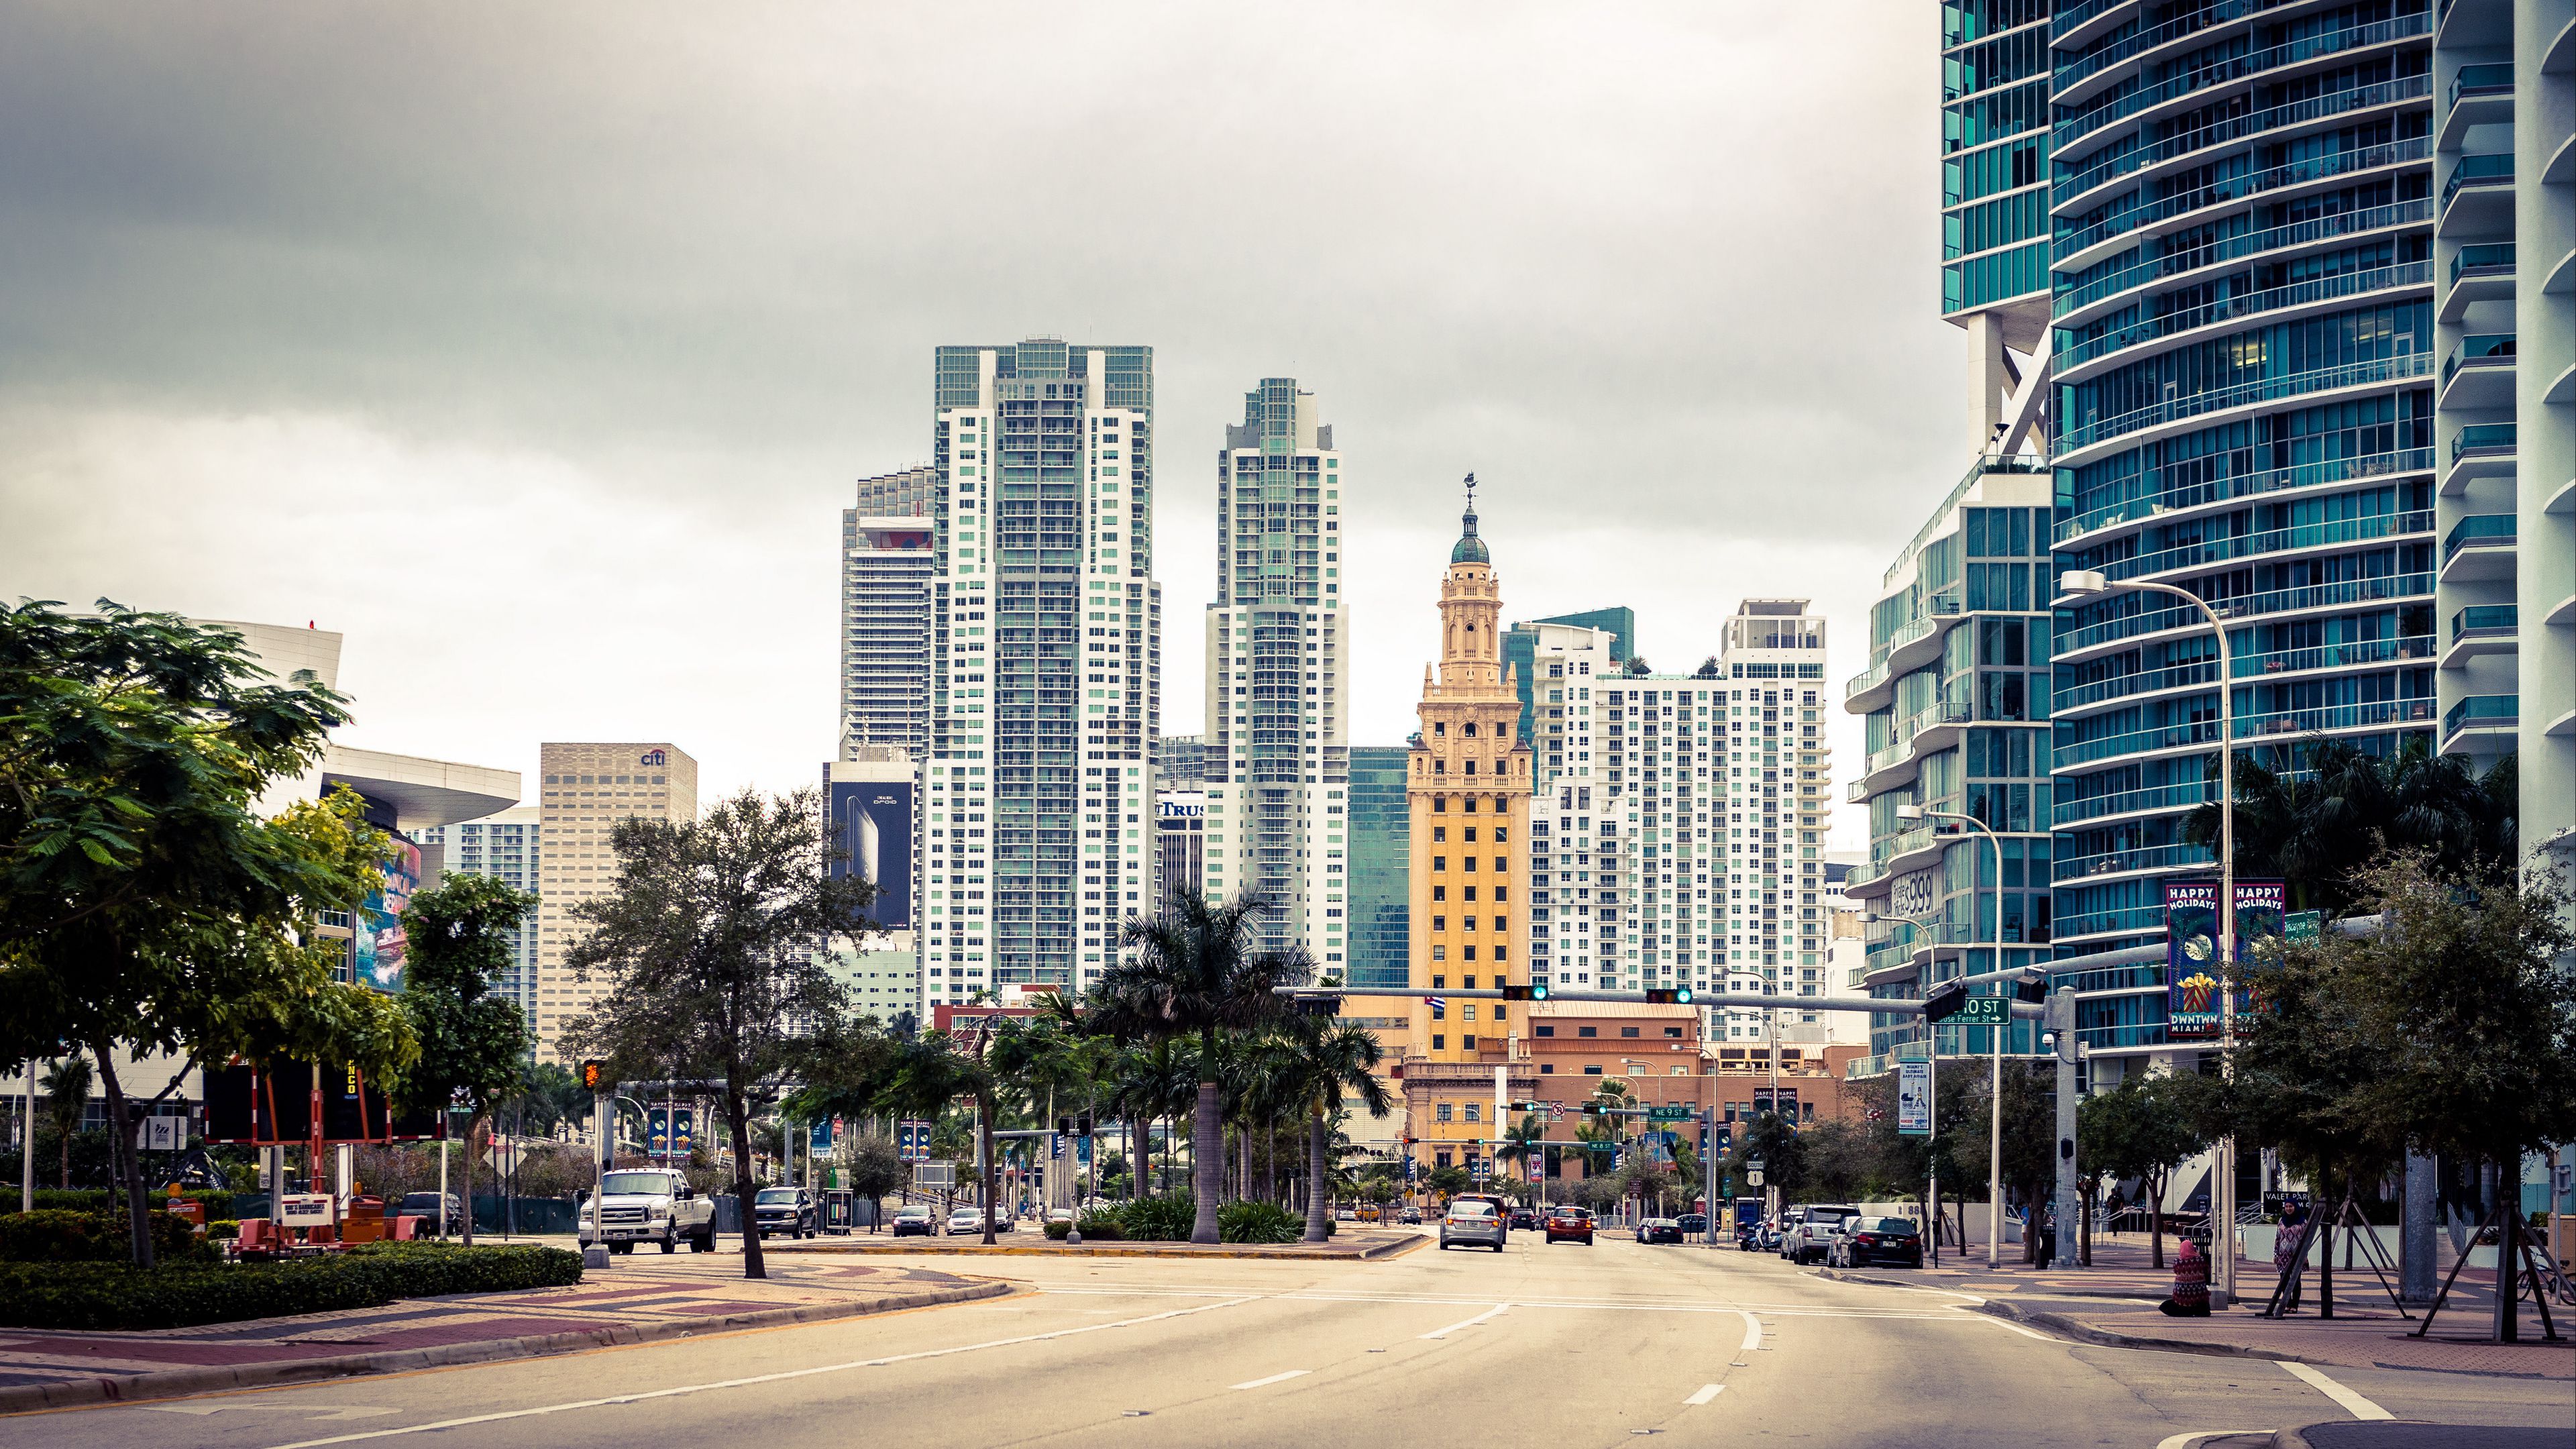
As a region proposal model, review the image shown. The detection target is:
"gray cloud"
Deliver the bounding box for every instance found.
[1,1,1964,845]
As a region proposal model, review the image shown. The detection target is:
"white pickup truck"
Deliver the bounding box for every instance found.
[580,1169,717,1254]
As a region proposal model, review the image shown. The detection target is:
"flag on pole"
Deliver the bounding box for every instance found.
[1424,995,1446,1013]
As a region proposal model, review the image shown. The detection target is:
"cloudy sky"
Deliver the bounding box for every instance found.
[2,2,1966,849]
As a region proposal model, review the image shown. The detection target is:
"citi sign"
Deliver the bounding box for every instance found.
[639,749,667,766]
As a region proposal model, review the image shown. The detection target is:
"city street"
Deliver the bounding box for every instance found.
[11,1232,2569,1449]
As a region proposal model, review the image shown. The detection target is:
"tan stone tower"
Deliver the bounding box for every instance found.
[1406,478,1534,1092]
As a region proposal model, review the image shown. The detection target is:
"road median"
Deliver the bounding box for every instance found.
[774,1231,1426,1261]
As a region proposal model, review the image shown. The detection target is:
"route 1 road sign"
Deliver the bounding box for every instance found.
[1952,996,2010,1025]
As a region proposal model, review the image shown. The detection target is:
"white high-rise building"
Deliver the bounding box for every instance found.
[1525,621,1619,990]
[413,806,543,1036]
[1201,378,1350,964]
[921,339,1160,1006]
[839,504,936,761]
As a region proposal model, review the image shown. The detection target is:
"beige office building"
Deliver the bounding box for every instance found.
[533,742,699,1060]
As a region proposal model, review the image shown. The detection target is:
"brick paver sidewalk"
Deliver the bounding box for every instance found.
[0,1252,1002,1408]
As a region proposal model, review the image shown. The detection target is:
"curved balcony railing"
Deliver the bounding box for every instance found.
[2051,0,2138,42]
[2055,840,2216,883]
[2053,633,2435,715]
[2061,352,2434,454]
[2055,696,2437,769]
[2053,904,2169,941]
[2451,604,2517,641]
[2093,508,2432,585]
[2056,571,2434,654]
[2443,694,2517,737]
[2050,77,2431,221]
[2059,261,2429,374]
[2055,447,2434,544]
[2055,199,2430,321]
[2053,0,2265,99]
[2450,242,2516,285]
[2441,333,2516,387]
[2054,129,2430,262]
[2451,423,2516,461]
[2052,13,2432,157]
[2441,152,2513,209]
[2443,512,2516,561]
[2054,780,2216,828]
[1844,657,1892,704]
[2449,63,2514,105]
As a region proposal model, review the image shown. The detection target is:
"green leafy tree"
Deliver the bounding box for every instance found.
[1495,1112,1548,1191]
[835,1134,909,1231]
[875,1031,1002,1242]
[1799,1118,1873,1205]
[1722,1112,1807,1201]
[1426,1163,1470,1197]
[0,602,415,1265]
[1098,889,1309,1244]
[561,787,874,1279]
[400,873,535,1245]
[2077,1070,2218,1268]
[1982,1061,2060,1263]
[509,1061,590,1140]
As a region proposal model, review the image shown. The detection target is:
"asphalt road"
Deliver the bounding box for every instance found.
[11,1230,2569,1449]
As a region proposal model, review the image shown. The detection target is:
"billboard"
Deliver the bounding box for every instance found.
[2165,879,2285,1038]
[1895,1060,1932,1136]
[203,1061,442,1144]
[828,777,914,929]
[354,836,421,992]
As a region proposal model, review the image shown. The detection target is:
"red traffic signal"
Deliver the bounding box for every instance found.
[579,1060,607,1091]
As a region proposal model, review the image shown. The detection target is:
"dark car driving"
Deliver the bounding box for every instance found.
[1509,1208,1540,1230]
[1675,1212,1709,1239]
[1544,1205,1594,1245]
[752,1187,818,1238]
[1829,1216,1925,1269]
[1637,1217,1684,1244]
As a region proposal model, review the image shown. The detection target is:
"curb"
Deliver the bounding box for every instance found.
[0,1277,1014,1415]
[2272,1422,2436,1449]
[1964,1296,2312,1363]
[775,1234,1428,1261]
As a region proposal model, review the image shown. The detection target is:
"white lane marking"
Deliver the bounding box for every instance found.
[144,1407,396,1420]
[1972,1313,2059,1342]
[1682,1384,1724,1406]
[1419,1303,1512,1340]
[1230,1370,1311,1391]
[1737,1309,1762,1354]
[2279,1361,2393,1420]
[2154,1433,2272,1449]
[262,1295,1262,1449]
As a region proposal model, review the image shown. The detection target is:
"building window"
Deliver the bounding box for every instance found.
[1578,1026,1597,1038]
[1583,1064,1603,1075]
[1436,1102,1453,1123]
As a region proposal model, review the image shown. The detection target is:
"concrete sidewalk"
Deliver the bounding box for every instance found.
[0,1253,1006,1412]
[774,1228,1426,1260]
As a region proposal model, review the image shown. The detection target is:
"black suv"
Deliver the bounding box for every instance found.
[752,1187,818,1238]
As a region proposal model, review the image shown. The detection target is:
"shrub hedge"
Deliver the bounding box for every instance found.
[1117,1193,1196,1242]
[0,1242,584,1330]
[0,1209,215,1265]
[1217,1199,1300,1244]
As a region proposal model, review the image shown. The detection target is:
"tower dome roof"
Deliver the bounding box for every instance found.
[1450,474,1489,564]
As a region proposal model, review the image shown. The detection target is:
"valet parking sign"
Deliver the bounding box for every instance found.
[2164,878,2286,1038]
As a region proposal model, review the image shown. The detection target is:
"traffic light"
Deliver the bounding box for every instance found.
[579,1060,606,1091]
[2014,973,2049,1004]
[1501,983,1548,1002]
[1644,986,1693,1005]
[1295,993,1343,1017]
[1076,1114,1093,1136]
[1923,982,1969,1023]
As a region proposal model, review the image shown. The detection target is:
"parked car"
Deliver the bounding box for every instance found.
[1637,1216,1684,1244]
[1397,1206,1423,1225]
[1774,1206,1808,1258]
[1047,1207,1075,1225]
[947,1207,987,1235]
[890,1205,937,1237]
[396,1191,463,1236]
[1544,1205,1594,1246]
[1335,1206,1358,1222]
[1356,1203,1381,1222]
[752,1187,818,1239]
[1782,1203,1862,1264]
[1829,1216,1925,1269]
[1438,1199,1506,1252]
[1450,1193,1513,1242]
[1509,1208,1540,1230]
[1675,1212,1709,1239]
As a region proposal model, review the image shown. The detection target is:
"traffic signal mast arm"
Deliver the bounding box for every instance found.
[1283,986,2043,1019]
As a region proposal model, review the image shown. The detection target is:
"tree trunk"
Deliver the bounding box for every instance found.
[2080,1183,2094,1267]
[462,1114,478,1246]
[1303,1108,1332,1242]
[727,1090,766,1280]
[91,1042,151,1268]
[1191,1033,1222,1244]
[2149,1170,2166,1269]
[978,1094,998,1246]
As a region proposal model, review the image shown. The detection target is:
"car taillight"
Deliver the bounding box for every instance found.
[1855,1234,1876,1245]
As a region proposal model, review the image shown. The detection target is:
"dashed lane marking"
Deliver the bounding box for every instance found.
[1683,1384,1724,1406]
[1419,1304,1512,1340]
[1229,1371,1311,1391]
[2279,1361,2392,1420]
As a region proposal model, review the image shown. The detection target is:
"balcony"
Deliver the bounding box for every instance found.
[2444,423,2518,492]
[2090,507,2432,589]
[1843,657,1892,709]
[2058,262,2430,378]
[2053,633,2435,718]
[2441,693,2518,750]
[2054,131,2430,270]
[2440,332,2518,409]
[2055,840,2216,884]
[2056,200,2430,325]
[2054,780,2214,830]
[2056,447,2434,545]
[2051,13,2432,162]
[2057,572,2435,659]
[2441,62,2516,147]
[2440,513,2518,583]
[2443,242,2518,321]
[2439,153,2514,236]
[2442,604,2518,669]
[2058,352,2434,458]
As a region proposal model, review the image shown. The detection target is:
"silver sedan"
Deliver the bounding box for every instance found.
[1438,1200,1506,1252]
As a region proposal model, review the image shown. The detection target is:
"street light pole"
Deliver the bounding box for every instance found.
[2061,568,2237,1307]
[1909,804,2006,1267]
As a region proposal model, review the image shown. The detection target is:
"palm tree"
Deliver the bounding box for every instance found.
[876,1032,1003,1243]
[1495,1112,1547,1191]
[1099,889,1310,1244]
[2182,737,2519,913]
[1273,1016,1391,1242]
[42,1055,91,1189]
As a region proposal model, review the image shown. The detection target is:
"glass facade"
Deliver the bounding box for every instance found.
[412,812,541,1043]
[1344,746,1411,989]
[1506,607,1633,742]
[1942,0,2055,315]
[2044,0,2442,1053]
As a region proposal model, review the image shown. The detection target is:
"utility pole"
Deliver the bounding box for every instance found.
[2048,987,2082,1269]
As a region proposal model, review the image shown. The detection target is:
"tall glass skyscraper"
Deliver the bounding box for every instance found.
[920,339,1161,1005]
[1344,745,1411,989]
[2047,0,2442,1018]
[1201,378,1350,966]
